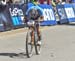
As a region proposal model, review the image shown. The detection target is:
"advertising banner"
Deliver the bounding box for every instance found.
[0,19,5,32]
[39,4,57,26]
[8,4,25,28]
[64,4,75,22]
[56,4,75,24]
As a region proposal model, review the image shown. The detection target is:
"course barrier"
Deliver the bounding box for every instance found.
[39,4,57,26]
[8,4,25,28]
[56,3,75,24]
[0,3,75,31]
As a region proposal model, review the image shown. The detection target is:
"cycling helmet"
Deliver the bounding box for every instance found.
[28,8,40,20]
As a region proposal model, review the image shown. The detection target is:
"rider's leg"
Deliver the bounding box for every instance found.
[30,26,34,45]
[36,25,41,45]
[37,25,41,41]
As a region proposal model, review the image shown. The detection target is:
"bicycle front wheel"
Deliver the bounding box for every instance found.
[26,31,33,58]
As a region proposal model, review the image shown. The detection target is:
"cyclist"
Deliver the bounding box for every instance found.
[25,0,43,45]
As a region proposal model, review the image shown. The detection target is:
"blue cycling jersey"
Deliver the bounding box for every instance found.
[26,5,43,16]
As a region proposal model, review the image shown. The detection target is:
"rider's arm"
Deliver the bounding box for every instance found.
[35,6,44,21]
[35,5,43,16]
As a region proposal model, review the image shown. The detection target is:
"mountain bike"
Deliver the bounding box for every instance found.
[26,20,41,58]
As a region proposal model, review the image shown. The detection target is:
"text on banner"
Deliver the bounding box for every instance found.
[43,8,55,21]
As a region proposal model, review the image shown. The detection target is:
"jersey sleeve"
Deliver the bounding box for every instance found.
[35,5,43,16]
[26,6,36,16]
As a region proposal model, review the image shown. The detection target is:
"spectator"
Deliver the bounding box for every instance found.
[40,0,51,5]
[6,0,13,4]
[61,0,66,4]
[51,0,56,7]
[32,0,40,5]
[0,0,6,5]
[0,0,6,12]
[13,0,20,4]
[66,0,75,3]
[44,0,47,4]
[47,0,51,5]
[72,0,75,3]
[37,0,43,4]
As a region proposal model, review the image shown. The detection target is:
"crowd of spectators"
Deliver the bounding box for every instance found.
[0,0,75,13]
[0,0,75,6]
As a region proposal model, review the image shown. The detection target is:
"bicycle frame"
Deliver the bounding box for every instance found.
[26,20,41,58]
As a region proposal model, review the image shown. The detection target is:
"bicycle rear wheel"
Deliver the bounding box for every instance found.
[26,31,33,58]
[34,32,41,55]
